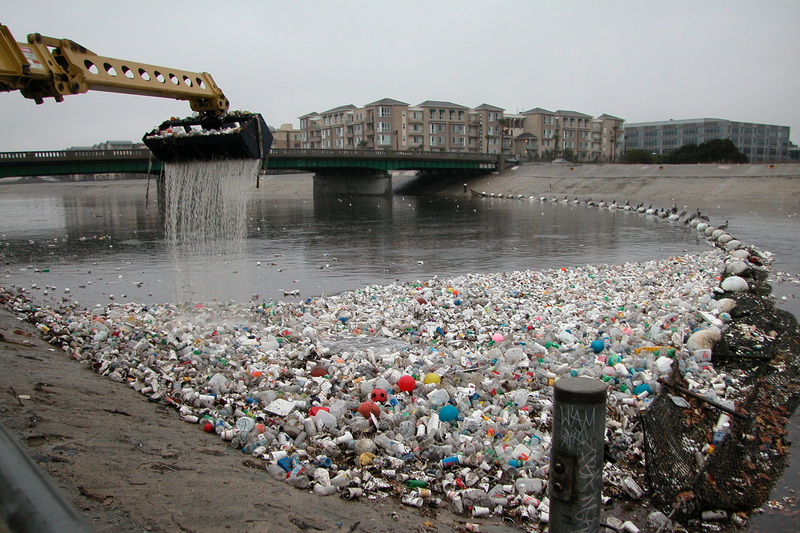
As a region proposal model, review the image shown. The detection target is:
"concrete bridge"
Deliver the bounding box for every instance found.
[0,148,499,195]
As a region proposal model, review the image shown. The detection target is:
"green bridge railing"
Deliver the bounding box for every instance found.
[0,148,500,178]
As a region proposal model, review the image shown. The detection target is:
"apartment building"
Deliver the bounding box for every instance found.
[270,124,303,150]
[513,108,623,162]
[298,99,624,160]
[300,99,509,153]
[624,118,791,163]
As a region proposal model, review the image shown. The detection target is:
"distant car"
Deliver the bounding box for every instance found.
[552,158,570,163]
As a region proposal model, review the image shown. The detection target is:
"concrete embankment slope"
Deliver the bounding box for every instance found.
[452,163,800,205]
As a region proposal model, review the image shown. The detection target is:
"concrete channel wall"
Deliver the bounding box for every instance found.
[507,162,800,179]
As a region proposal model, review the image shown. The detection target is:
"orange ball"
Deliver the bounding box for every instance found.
[310,365,328,377]
[357,400,380,420]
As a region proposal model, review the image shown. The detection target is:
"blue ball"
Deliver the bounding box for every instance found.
[590,339,605,354]
[439,404,459,422]
[634,383,651,396]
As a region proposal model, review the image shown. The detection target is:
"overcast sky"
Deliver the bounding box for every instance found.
[2,0,798,151]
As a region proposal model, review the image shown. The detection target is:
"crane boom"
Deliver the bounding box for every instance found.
[0,23,273,163]
[0,23,229,115]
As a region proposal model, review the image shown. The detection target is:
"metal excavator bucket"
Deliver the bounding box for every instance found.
[142,112,273,163]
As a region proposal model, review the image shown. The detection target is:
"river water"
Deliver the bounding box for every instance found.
[0,176,798,530]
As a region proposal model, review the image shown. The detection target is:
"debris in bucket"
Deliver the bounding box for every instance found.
[2,196,798,532]
[142,111,273,162]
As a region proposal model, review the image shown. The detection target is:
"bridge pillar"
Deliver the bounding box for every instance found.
[312,169,392,196]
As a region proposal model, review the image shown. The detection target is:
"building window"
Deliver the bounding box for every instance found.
[439,136,445,145]
[334,139,344,148]
[683,127,697,135]
[458,111,464,121]
[663,128,677,136]
[377,107,390,117]
[377,135,391,145]
[378,122,391,133]
[439,110,446,120]
[429,109,436,119]
[430,136,437,146]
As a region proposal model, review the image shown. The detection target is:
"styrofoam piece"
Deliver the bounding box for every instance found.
[266,398,296,416]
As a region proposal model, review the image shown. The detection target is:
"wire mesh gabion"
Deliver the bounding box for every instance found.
[642,291,800,522]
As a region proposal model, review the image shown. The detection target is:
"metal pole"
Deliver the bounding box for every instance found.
[0,422,94,533]
[549,377,607,533]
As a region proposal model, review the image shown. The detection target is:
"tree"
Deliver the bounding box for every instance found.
[667,139,748,164]
[563,148,575,161]
[611,124,619,162]
[624,149,654,164]
[357,140,368,149]
[485,134,494,154]
[499,117,510,155]
[552,133,561,158]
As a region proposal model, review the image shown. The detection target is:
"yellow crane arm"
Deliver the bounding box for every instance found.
[0,23,229,116]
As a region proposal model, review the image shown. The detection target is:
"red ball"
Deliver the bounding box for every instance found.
[203,422,214,433]
[370,388,387,403]
[398,375,416,393]
[357,400,380,421]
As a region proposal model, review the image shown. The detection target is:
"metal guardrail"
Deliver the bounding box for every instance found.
[0,148,156,162]
[267,148,499,161]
